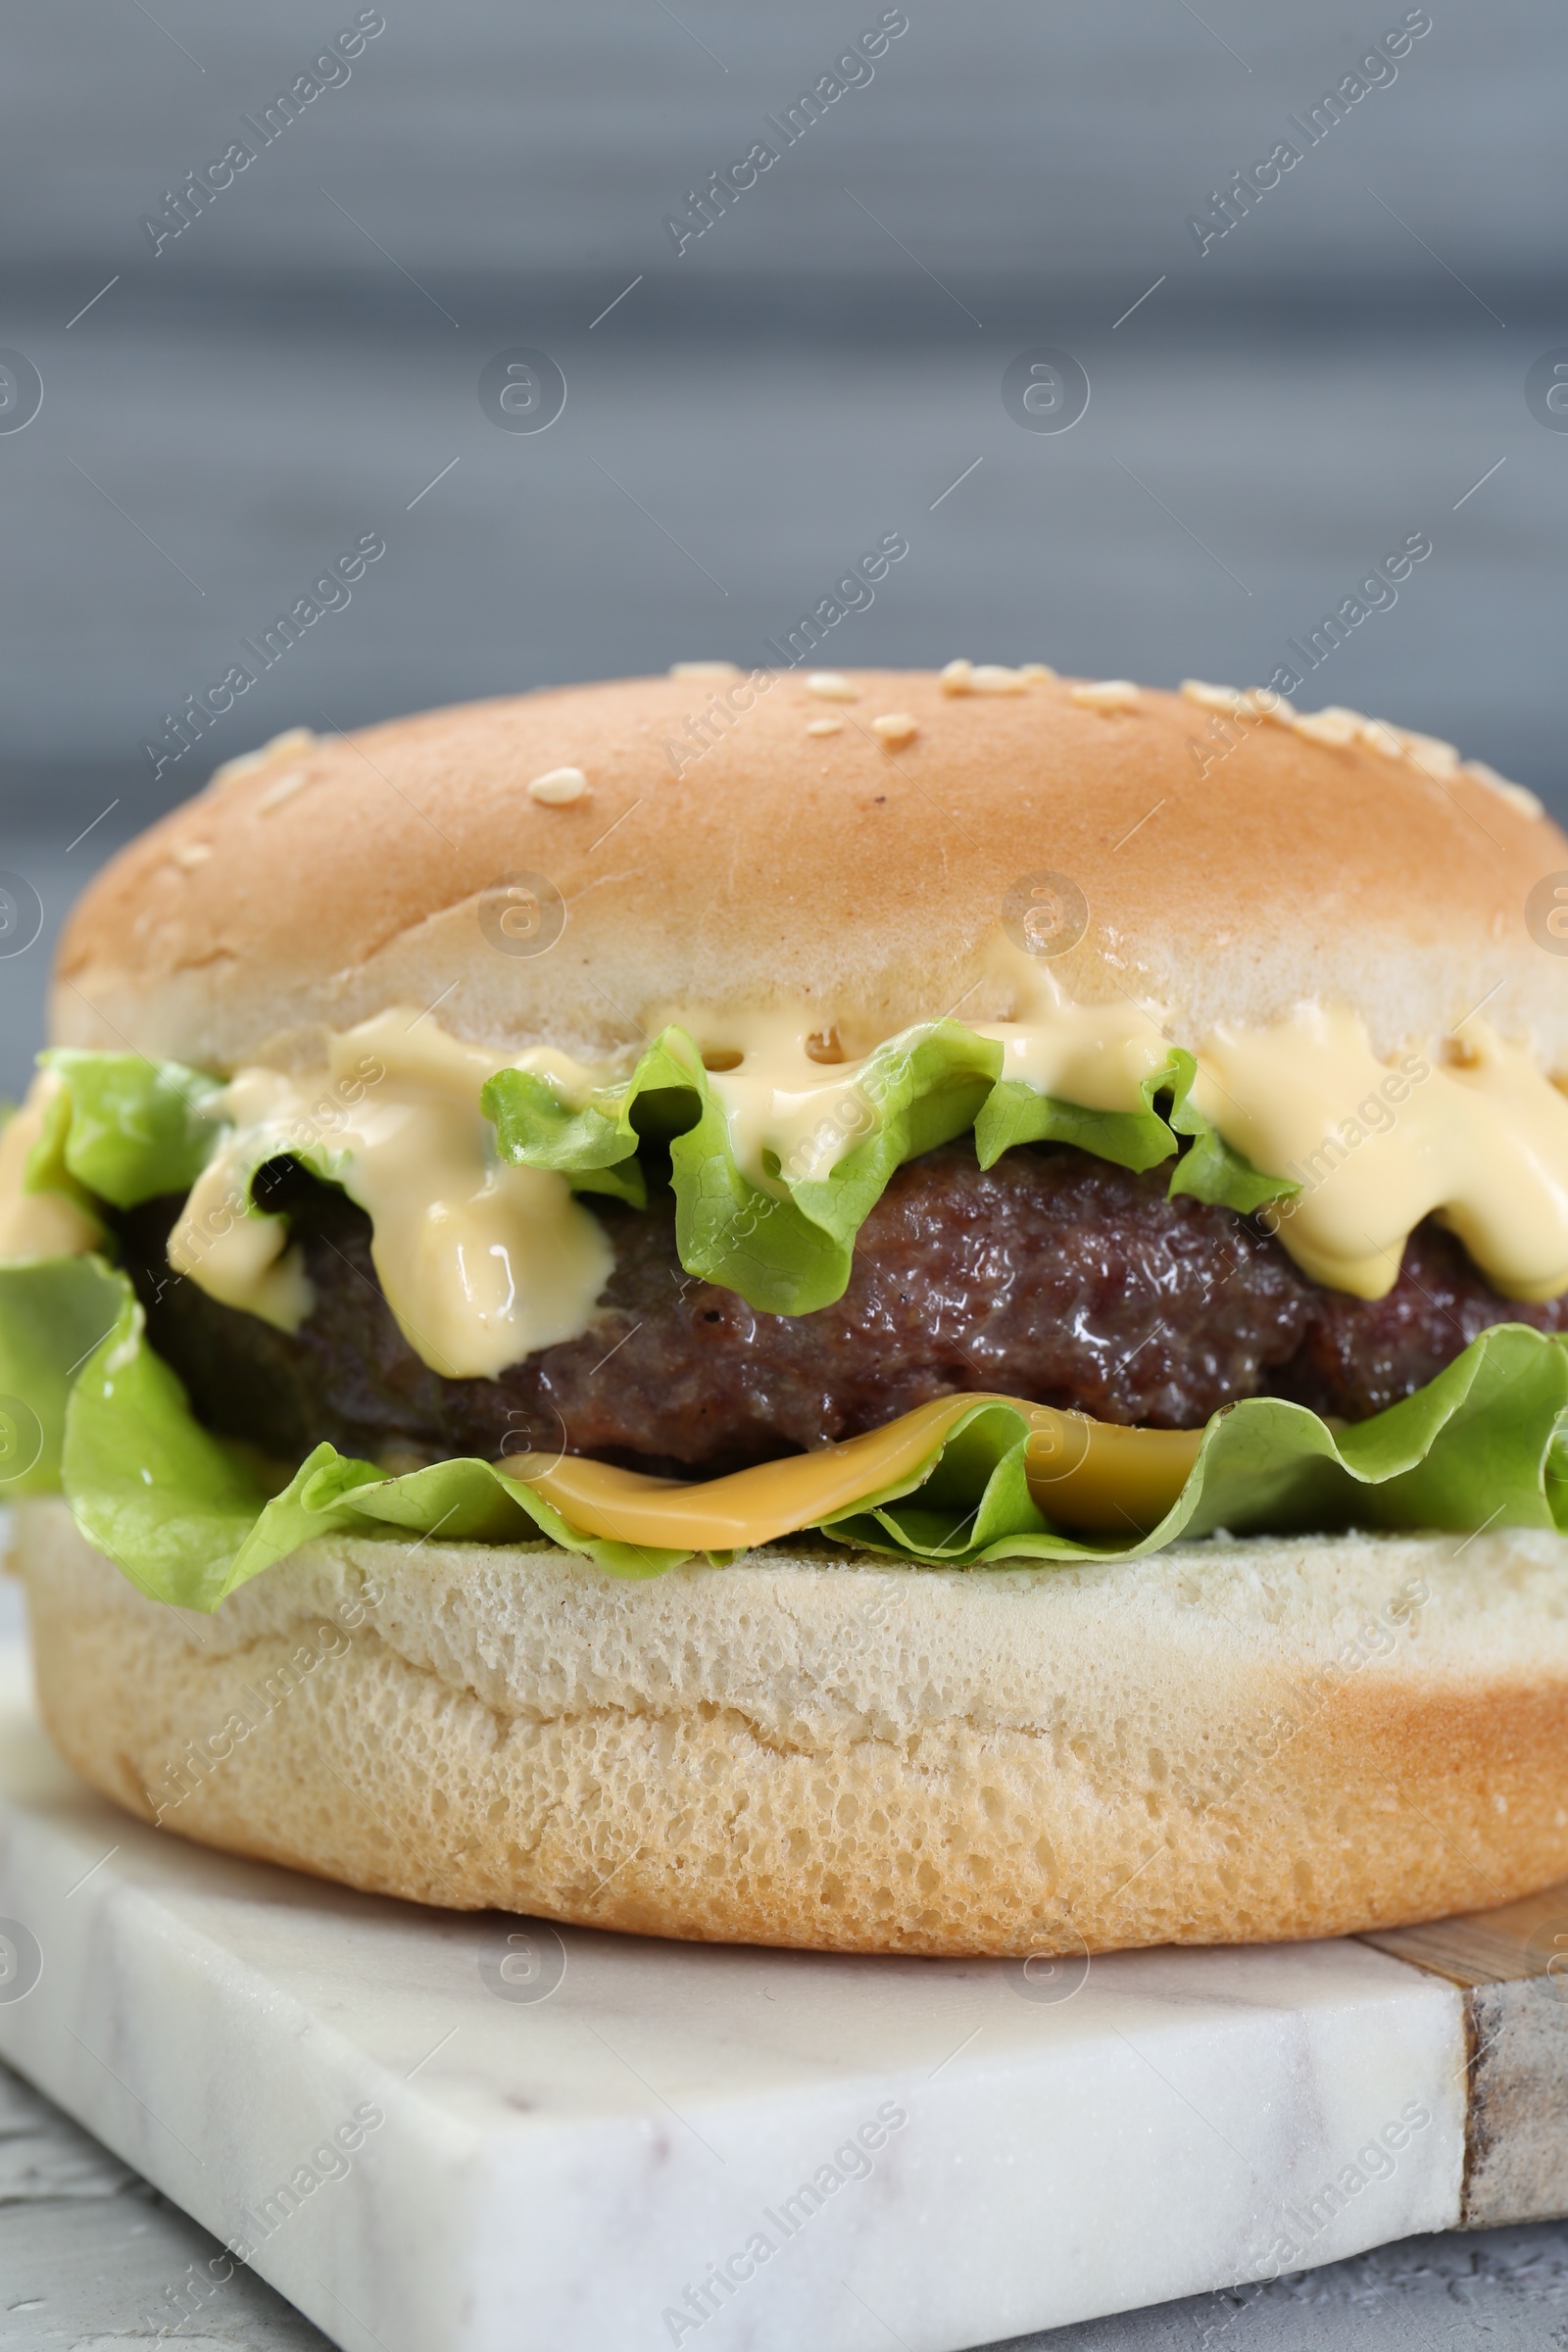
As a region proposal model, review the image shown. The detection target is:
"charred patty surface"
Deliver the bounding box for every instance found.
[114,1144,1568,1475]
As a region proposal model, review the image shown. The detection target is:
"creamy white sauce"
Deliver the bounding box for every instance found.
[968,942,1174,1109]
[168,1075,318,1331]
[651,1005,882,1187]
[168,1014,612,1377]
[638,952,1178,1190]
[1192,1007,1568,1299]
[0,1076,103,1261]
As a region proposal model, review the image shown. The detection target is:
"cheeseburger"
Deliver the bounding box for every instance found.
[7,662,1568,1958]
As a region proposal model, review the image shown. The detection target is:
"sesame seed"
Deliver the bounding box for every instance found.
[210,726,314,791]
[969,664,1028,695]
[171,841,213,868]
[938,659,973,694]
[1293,707,1362,748]
[1243,687,1294,721]
[1464,760,1544,819]
[1356,716,1406,759]
[1020,662,1056,683]
[806,717,844,737]
[871,712,918,746]
[1180,679,1247,714]
[528,765,590,806]
[1396,730,1461,778]
[265,727,314,760]
[256,770,309,813]
[1069,679,1141,713]
[669,661,741,679]
[211,750,266,786]
[805,671,857,701]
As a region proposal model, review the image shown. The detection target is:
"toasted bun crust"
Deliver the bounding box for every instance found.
[53,672,1568,1072]
[22,1500,1568,1956]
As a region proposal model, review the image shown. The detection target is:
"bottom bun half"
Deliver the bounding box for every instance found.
[17,1497,1568,1957]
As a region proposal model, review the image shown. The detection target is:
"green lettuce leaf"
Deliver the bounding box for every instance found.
[0,1255,125,1494]
[975,1050,1187,1176]
[56,1265,694,1607]
[974,1048,1296,1213]
[20,1084,103,1227]
[825,1322,1568,1564]
[8,1255,1566,1608]
[484,1021,1003,1314]
[32,1051,223,1210]
[1164,1057,1299,1217]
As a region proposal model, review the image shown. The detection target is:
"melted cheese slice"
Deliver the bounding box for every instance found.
[168,1014,612,1377]
[509,1396,1202,1544]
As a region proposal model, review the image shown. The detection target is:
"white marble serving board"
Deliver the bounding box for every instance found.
[0,1647,1472,2352]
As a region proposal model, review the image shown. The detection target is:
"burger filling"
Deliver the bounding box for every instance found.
[112,1141,1568,1481]
[10,1002,1568,1600]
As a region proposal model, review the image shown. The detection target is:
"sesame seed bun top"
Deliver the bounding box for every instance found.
[51,668,1568,1074]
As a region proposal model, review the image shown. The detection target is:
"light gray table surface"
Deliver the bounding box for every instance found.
[3,2046,1568,2350]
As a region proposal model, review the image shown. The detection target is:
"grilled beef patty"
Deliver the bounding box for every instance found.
[113,1144,1568,1476]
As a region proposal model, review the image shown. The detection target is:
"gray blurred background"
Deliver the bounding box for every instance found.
[1,0,1564,1093]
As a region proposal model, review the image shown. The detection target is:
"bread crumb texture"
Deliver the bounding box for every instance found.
[21,1498,1568,1956]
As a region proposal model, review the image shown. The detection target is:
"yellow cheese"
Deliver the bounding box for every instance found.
[507,1395,1202,1546]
